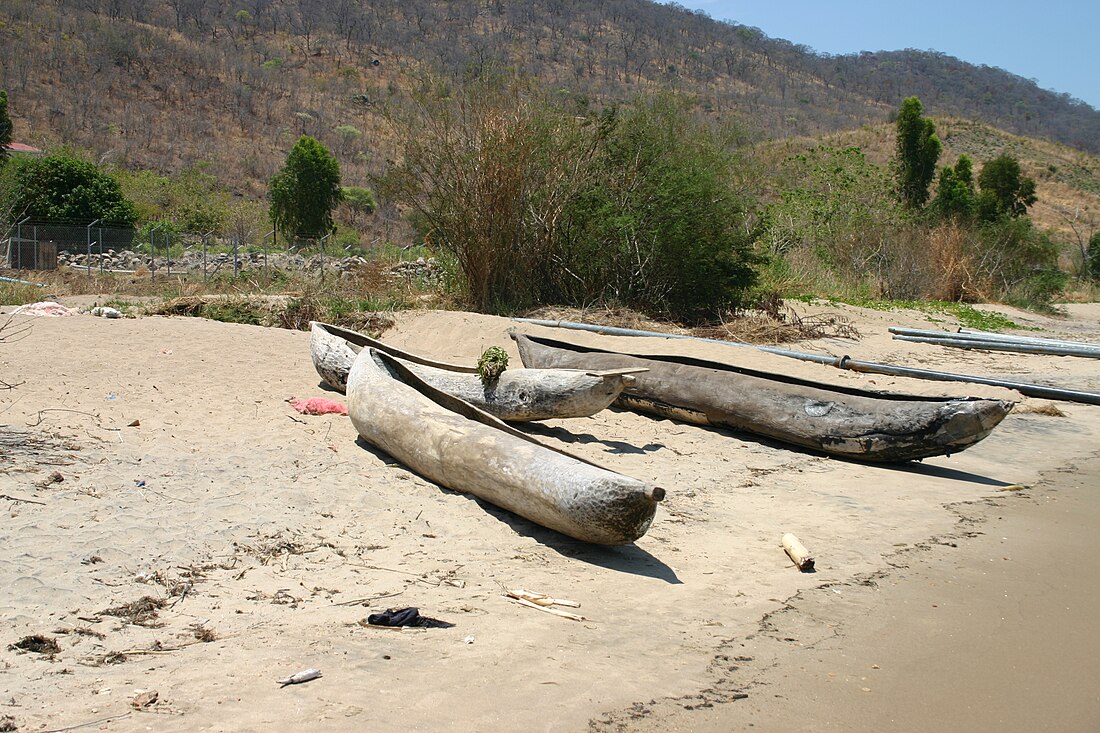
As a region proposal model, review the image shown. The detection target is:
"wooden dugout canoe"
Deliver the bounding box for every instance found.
[347,347,664,545]
[310,321,640,422]
[511,332,1014,463]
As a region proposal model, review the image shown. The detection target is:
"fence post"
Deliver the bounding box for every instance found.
[319,233,330,285]
[86,219,100,281]
[149,224,162,281]
[233,235,240,278]
[201,230,213,282]
[15,218,29,269]
[264,229,274,280]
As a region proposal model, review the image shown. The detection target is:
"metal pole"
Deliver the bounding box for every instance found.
[835,356,1100,406]
[958,328,1100,351]
[319,233,331,284]
[149,224,162,281]
[264,229,274,279]
[201,230,213,282]
[892,326,1100,351]
[513,318,1100,406]
[512,318,839,364]
[892,334,1100,359]
[165,230,171,279]
[16,217,29,270]
[233,235,240,278]
[86,219,100,281]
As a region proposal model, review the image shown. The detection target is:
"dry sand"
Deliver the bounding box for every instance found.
[0,301,1098,732]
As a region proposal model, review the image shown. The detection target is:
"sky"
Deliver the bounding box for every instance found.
[684,1,1100,110]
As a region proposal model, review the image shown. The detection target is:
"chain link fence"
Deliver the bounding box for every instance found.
[3,219,135,270]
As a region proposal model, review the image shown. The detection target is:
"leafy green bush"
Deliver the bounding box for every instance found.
[973,217,1061,305]
[2,153,136,226]
[554,97,760,321]
[383,81,760,321]
[1088,231,1100,282]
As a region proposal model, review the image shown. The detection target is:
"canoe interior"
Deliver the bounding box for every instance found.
[514,332,990,405]
[314,321,477,373]
[370,350,631,474]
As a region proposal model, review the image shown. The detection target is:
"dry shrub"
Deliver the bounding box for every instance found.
[692,295,860,344]
[99,596,167,627]
[522,305,678,334]
[9,634,61,655]
[927,221,976,301]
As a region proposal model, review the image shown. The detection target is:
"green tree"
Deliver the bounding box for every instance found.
[382,80,759,319]
[932,154,976,220]
[893,97,942,209]
[1088,231,1100,281]
[556,96,759,320]
[2,154,136,225]
[976,154,1037,221]
[341,186,376,214]
[269,136,342,241]
[0,90,13,164]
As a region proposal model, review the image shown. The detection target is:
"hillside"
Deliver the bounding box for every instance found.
[761,118,1100,240]
[2,0,1099,202]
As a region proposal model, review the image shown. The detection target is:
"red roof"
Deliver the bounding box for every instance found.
[4,143,42,154]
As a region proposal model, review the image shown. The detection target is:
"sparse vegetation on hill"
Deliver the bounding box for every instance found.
[2,2,1099,321]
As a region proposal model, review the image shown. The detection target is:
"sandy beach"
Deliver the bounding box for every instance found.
[1,301,1098,732]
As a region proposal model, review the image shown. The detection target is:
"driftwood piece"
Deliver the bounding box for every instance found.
[782,533,815,571]
[277,668,322,686]
[347,348,664,545]
[310,322,638,421]
[511,331,1013,463]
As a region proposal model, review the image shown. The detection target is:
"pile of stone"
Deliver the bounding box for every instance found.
[56,248,442,282]
[386,257,443,282]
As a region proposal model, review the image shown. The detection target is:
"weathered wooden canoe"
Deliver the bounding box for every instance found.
[512,332,1014,462]
[347,347,664,544]
[310,322,640,421]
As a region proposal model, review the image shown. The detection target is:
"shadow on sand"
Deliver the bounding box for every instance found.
[353,436,681,584]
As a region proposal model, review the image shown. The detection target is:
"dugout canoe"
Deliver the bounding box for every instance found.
[347,347,664,544]
[511,332,1013,463]
[310,321,640,421]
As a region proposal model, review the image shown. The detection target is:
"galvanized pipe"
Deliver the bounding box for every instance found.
[892,326,1100,353]
[514,318,1100,405]
[892,334,1100,359]
[512,318,839,364]
[958,328,1100,351]
[835,356,1100,405]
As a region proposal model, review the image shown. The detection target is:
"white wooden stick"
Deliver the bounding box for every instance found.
[509,597,586,621]
[782,533,815,571]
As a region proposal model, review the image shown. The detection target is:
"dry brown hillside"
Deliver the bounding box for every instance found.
[764,119,1100,250]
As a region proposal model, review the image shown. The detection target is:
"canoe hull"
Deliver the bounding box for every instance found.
[347,348,663,545]
[512,332,1013,463]
[310,322,631,421]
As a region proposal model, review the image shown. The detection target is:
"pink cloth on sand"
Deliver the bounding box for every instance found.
[291,397,348,416]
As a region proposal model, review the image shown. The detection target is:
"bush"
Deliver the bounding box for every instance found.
[382,80,760,321]
[972,217,1063,306]
[2,153,136,226]
[555,98,759,320]
[1089,231,1100,282]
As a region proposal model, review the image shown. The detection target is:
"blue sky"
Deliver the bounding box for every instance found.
[684,1,1100,110]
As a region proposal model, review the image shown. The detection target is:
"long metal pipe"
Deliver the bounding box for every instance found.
[958,328,1100,351]
[513,318,839,364]
[0,275,46,287]
[892,334,1100,359]
[514,318,1100,405]
[892,326,1100,353]
[834,356,1100,405]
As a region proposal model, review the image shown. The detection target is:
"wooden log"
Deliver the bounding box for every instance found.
[782,533,815,571]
